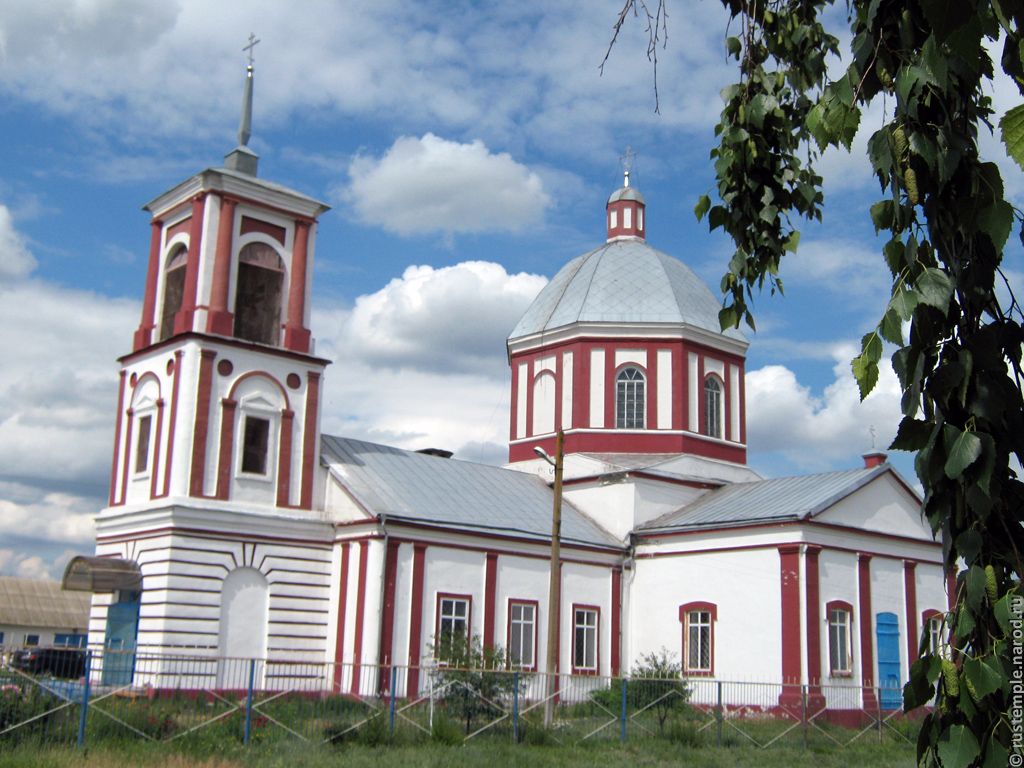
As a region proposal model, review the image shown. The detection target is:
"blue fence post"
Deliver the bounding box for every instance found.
[388,666,397,740]
[77,650,92,748]
[620,676,627,742]
[244,659,256,744]
[512,671,520,743]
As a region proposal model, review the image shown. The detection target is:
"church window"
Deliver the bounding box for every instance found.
[159,246,188,341]
[827,601,853,675]
[134,415,152,474]
[637,208,643,230]
[616,367,645,429]
[234,242,284,346]
[241,416,270,475]
[24,635,39,646]
[610,210,617,229]
[681,601,716,674]
[623,206,632,229]
[703,376,723,439]
[436,595,470,659]
[923,610,943,655]
[508,601,537,669]
[572,605,599,673]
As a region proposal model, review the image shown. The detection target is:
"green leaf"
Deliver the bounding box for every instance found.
[890,417,932,451]
[852,354,880,400]
[870,200,895,233]
[999,104,1024,171]
[956,529,983,565]
[918,0,975,43]
[695,194,711,222]
[916,268,954,311]
[783,230,800,253]
[890,286,919,320]
[862,331,883,363]
[982,732,1008,768]
[880,307,904,345]
[936,725,981,768]
[978,199,1014,253]
[719,305,739,331]
[904,655,938,710]
[962,656,1002,701]
[725,36,742,59]
[994,592,1017,636]
[964,565,986,612]
[944,428,983,478]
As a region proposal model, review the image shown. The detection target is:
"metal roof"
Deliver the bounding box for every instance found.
[321,436,622,549]
[0,577,92,631]
[638,465,892,532]
[508,239,747,341]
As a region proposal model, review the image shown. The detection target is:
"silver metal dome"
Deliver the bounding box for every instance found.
[509,239,746,341]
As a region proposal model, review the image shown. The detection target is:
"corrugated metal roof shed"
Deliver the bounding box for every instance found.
[638,465,890,532]
[321,436,621,549]
[0,577,91,630]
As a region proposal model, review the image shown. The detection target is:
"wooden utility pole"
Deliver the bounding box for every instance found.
[540,430,564,728]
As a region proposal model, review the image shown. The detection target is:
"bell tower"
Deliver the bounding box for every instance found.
[110,47,330,512]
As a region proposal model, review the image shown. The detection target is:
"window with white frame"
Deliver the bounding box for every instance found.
[437,595,470,649]
[134,414,153,474]
[925,612,943,655]
[703,377,723,439]
[616,367,645,429]
[828,606,853,675]
[685,610,713,672]
[573,606,599,673]
[508,601,536,669]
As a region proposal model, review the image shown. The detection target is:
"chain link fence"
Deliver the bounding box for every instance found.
[0,646,920,750]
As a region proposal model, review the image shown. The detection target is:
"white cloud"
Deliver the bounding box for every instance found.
[343,135,551,236]
[746,342,903,472]
[0,482,96,546]
[0,205,37,282]
[0,546,83,581]
[786,238,892,304]
[320,260,546,375]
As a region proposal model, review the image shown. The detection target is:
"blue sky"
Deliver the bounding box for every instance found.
[0,0,1020,579]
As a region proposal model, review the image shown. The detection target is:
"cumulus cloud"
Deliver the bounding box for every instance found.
[0,547,83,581]
[320,260,546,375]
[0,483,95,547]
[746,342,903,473]
[343,135,550,236]
[0,205,37,282]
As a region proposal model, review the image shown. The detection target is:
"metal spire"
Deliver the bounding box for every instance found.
[225,34,260,176]
[620,146,637,187]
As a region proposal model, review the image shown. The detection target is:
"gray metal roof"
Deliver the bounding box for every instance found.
[638,465,892,532]
[321,436,622,549]
[608,186,646,204]
[0,577,91,631]
[509,239,746,341]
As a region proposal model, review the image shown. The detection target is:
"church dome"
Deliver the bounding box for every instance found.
[509,239,746,342]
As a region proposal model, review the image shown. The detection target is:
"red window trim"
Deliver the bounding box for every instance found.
[825,599,855,678]
[571,603,600,676]
[507,599,539,671]
[435,593,472,646]
[679,601,717,676]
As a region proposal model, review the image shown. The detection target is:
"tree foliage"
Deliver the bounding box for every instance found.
[590,649,692,731]
[610,1,1023,765]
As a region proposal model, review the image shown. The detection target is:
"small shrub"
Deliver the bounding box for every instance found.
[667,719,702,747]
[590,649,692,733]
[356,712,389,747]
[430,714,464,745]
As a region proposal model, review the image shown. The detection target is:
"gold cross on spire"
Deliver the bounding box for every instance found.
[243,33,260,69]
[620,146,637,187]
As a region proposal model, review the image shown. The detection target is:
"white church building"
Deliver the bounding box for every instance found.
[67,68,951,715]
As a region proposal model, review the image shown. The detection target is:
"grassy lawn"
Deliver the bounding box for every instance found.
[0,740,918,768]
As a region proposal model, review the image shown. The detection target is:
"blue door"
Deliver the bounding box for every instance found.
[876,612,901,709]
[103,593,140,686]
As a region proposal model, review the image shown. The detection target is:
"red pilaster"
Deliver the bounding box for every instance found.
[378,540,401,692]
[300,372,320,510]
[207,196,237,336]
[284,221,312,353]
[189,349,217,498]
[805,546,825,712]
[611,567,622,676]
[174,194,207,335]
[351,540,369,695]
[109,371,127,506]
[215,399,237,500]
[947,571,957,611]
[407,543,427,697]
[484,552,498,649]
[332,543,350,691]
[904,561,919,665]
[859,553,878,711]
[134,220,164,351]
[778,544,802,708]
[276,409,294,507]
[161,351,182,498]
[119,409,134,506]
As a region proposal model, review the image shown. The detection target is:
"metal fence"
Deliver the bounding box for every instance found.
[0,646,920,750]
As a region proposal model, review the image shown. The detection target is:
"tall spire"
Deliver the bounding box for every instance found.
[225,34,260,176]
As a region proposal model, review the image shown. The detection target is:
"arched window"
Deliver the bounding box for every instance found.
[616,367,645,429]
[826,600,854,676]
[703,377,723,439]
[234,243,284,346]
[159,245,188,341]
[679,601,716,675]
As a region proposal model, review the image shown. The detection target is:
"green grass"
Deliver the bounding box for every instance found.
[0,739,917,768]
